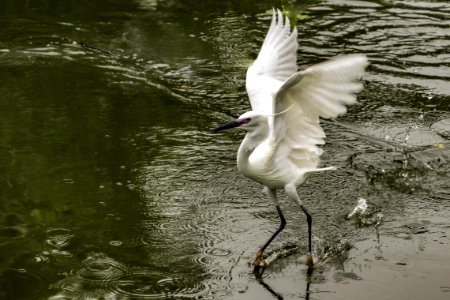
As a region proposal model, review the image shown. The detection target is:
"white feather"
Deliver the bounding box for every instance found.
[246,9,298,115]
[240,10,368,188]
[214,10,368,264]
[271,54,368,172]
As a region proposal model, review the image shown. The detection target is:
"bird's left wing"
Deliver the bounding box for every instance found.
[271,55,369,168]
[246,9,298,115]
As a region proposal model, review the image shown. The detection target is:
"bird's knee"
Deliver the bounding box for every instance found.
[275,205,287,227]
[306,213,312,225]
[263,186,277,202]
[284,184,302,204]
[300,204,312,224]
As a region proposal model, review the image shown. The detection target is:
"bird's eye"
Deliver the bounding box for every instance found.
[245,117,251,123]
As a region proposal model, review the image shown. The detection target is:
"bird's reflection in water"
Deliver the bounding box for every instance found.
[254,266,313,299]
[257,277,284,300]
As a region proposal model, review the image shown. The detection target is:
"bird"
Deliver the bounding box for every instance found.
[211,9,368,273]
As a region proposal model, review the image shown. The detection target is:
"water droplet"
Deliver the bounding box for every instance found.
[34,256,44,263]
[46,228,74,249]
[109,240,123,246]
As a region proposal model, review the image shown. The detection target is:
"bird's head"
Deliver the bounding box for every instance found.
[210,111,267,133]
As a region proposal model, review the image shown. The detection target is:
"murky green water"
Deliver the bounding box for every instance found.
[1,0,449,299]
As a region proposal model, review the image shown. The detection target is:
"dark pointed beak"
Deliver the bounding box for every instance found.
[210,119,241,133]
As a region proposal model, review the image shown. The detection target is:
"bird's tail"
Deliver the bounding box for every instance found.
[306,166,337,175]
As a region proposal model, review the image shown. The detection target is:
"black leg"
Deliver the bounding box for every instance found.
[284,184,314,268]
[261,205,287,253]
[299,204,314,268]
[253,205,286,275]
[299,204,312,253]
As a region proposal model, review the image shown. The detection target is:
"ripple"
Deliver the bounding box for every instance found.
[113,271,210,299]
[49,253,130,299]
[0,225,27,239]
[78,253,128,281]
[303,0,450,95]
[20,50,62,56]
[46,228,74,249]
[204,248,232,257]
[431,118,450,138]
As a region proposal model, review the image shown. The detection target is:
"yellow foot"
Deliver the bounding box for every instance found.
[253,251,267,267]
[253,251,267,277]
[306,252,314,268]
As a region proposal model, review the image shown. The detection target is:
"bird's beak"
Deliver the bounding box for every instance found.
[210,119,241,133]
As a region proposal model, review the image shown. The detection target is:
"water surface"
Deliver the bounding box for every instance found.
[0,0,449,299]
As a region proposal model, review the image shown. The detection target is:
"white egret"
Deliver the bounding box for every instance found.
[211,9,368,272]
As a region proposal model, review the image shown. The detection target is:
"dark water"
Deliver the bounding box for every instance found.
[0,0,449,299]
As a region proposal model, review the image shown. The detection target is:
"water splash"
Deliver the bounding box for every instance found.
[348,198,384,228]
[347,198,368,219]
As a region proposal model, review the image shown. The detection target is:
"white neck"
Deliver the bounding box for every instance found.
[237,124,268,174]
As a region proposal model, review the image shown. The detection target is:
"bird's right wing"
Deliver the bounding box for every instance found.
[271,55,369,168]
[246,9,298,115]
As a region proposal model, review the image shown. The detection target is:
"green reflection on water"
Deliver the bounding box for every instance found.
[0,2,211,293]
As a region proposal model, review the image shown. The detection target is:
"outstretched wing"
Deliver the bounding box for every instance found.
[271,55,369,168]
[246,9,298,115]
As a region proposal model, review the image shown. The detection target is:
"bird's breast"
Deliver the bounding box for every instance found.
[237,141,288,189]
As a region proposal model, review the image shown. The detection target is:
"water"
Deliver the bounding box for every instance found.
[0,0,449,299]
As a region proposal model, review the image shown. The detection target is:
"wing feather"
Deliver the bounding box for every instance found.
[246,9,298,114]
[272,55,369,169]
[244,9,368,171]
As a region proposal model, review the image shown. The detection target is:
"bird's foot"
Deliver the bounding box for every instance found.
[253,250,267,277]
[306,252,314,268]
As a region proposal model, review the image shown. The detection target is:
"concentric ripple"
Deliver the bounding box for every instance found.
[49,253,128,299]
[113,271,210,299]
[45,228,74,249]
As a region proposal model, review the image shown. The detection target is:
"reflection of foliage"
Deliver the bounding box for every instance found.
[264,7,309,28]
[156,0,315,15]
[0,60,146,298]
[156,0,282,13]
[0,0,316,17]
[0,0,317,23]
[0,0,141,18]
